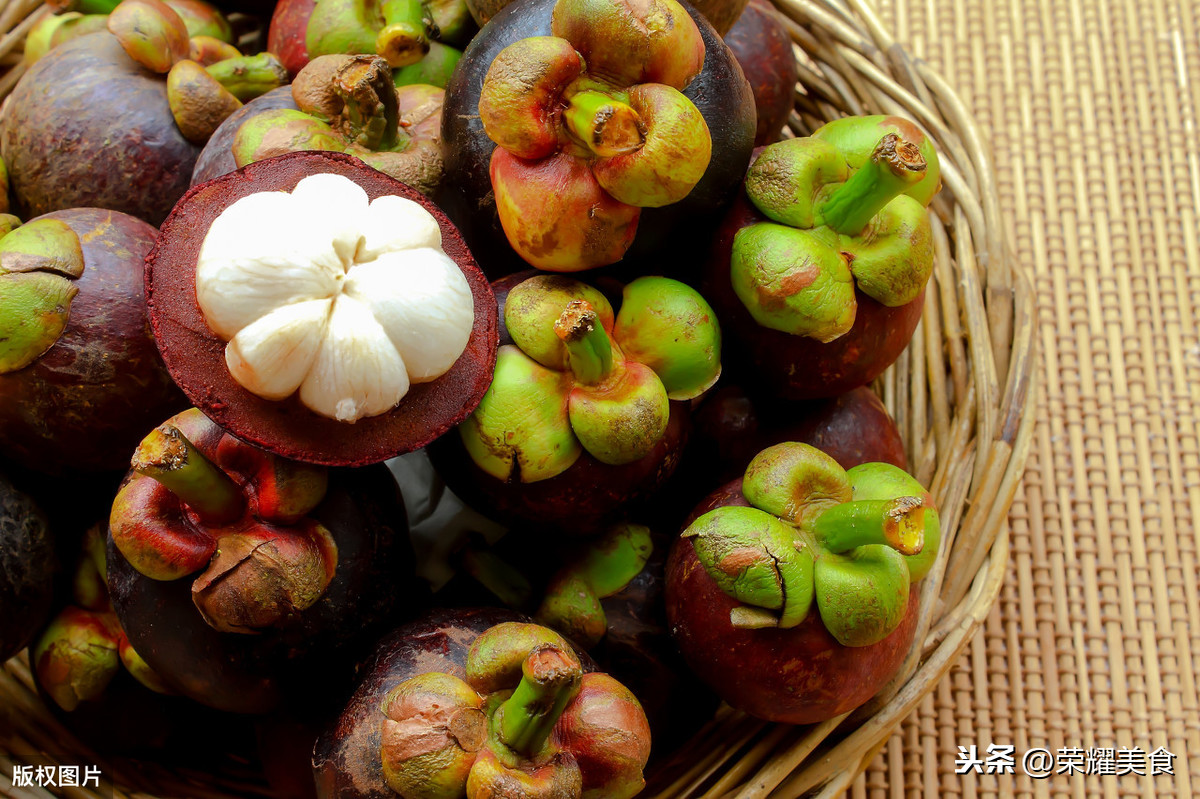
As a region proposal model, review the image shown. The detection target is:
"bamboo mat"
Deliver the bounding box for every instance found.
[844,0,1200,796]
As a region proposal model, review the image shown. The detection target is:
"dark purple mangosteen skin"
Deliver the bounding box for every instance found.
[312,607,570,799]
[191,85,300,186]
[0,474,55,661]
[0,208,188,475]
[106,463,420,714]
[438,0,756,277]
[1,33,202,226]
[724,0,798,146]
[704,185,926,400]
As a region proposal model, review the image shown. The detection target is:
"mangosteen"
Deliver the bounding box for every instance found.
[463,0,746,35]
[438,0,755,276]
[105,408,420,713]
[666,442,939,724]
[313,609,650,799]
[147,150,498,467]
[427,271,720,535]
[0,472,55,661]
[0,208,188,475]
[705,117,942,399]
[724,0,799,146]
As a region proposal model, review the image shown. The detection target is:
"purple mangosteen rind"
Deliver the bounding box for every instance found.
[146,150,500,468]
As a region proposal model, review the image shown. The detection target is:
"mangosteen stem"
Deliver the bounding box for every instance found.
[131,425,245,526]
[376,0,430,68]
[554,300,614,385]
[818,133,926,236]
[811,495,928,557]
[48,0,119,12]
[494,644,582,757]
[563,90,645,158]
[462,546,535,610]
[206,53,289,103]
[332,56,405,151]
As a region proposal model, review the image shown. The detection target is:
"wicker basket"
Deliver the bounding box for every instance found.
[0,0,1036,795]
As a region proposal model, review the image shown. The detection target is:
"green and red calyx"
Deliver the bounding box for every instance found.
[231,54,446,195]
[379,622,650,799]
[732,117,941,342]
[460,274,720,483]
[34,526,172,711]
[682,442,940,647]
[0,217,85,373]
[479,0,713,270]
[109,408,337,635]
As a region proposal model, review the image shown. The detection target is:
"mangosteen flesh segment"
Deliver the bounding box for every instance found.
[195,172,474,423]
[681,442,940,647]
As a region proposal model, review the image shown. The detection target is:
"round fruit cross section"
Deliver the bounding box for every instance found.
[146,150,498,466]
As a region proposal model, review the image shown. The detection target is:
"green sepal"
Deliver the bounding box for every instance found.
[231,109,347,168]
[459,345,580,483]
[305,0,379,59]
[0,218,84,277]
[32,608,121,712]
[465,622,576,695]
[814,545,910,647]
[164,0,232,41]
[380,672,484,799]
[683,505,814,629]
[744,136,847,228]
[504,275,614,372]
[741,442,852,528]
[206,53,289,102]
[392,40,461,87]
[119,638,173,694]
[613,276,721,400]
[845,462,940,582]
[0,272,78,373]
[730,223,856,342]
[810,115,942,207]
[838,195,933,308]
[567,361,669,465]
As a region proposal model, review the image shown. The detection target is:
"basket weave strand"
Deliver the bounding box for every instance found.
[0,0,1035,795]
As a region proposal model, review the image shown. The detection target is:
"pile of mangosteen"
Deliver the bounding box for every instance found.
[0,0,945,794]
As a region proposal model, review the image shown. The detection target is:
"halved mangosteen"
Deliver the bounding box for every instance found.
[145,150,499,467]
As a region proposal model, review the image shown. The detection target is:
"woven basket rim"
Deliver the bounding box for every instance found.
[0,0,1036,796]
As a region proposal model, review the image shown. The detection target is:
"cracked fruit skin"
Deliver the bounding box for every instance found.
[0,473,55,661]
[106,408,418,713]
[428,271,717,536]
[704,117,940,399]
[438,0,755,277]
[0,209,188,475]
[0,32,201,226]
[313,608,649,799]
[147,150,498,467]
[665,442,938,723]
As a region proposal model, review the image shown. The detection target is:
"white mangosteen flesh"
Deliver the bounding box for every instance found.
[195,173,475,423]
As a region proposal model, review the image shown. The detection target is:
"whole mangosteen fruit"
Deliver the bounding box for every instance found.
[439,0,755,276]
[724,0,798,146]
[147,150,498,467]
[665,441,939,724]
[0,208,188,475]
[704,116,941,400]
[106,408,419,713]
[0,472,55,661]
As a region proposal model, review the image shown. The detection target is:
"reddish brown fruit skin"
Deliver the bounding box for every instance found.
[1,33,202,226]
[191,85,299,185]
[146,150,500,467]
[0,209,188,475]
[664,479,920,724]
[312,607,538,799]
[267,0,314,77]
[704,184,926,400]
[724,0,798,146]
[0,474,55,661]
[107,461,417,714]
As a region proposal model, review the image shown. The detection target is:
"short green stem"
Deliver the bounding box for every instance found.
[494,644,581,757]
[818,133,926,236]
[811,496,928,556]
[562,89,644,158]
[205,53,289,102]
[48,0,119,12]
[132,425,245,526]
[462,546,535,611]
[376,0,430,68]
[554,300,614,385]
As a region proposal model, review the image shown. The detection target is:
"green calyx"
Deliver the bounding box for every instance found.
[536,523,653,648]
[732,124,938,341]
[205,53,289,102]
[33,607,121,712]
[305,0,435,69]
[0,218,84,373]
[682,442,939,646]
[464,274,716,483]
[232,109,347,168]
[107,0,190,73]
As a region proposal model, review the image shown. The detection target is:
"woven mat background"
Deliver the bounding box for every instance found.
[844,0,1200,796]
